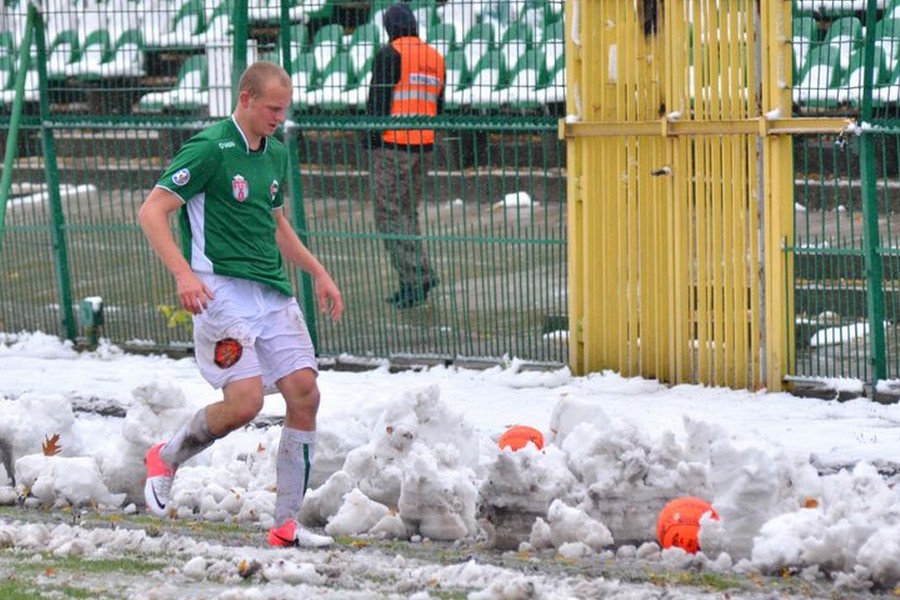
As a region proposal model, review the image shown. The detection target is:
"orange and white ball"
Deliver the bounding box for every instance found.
[656,496,719,553]
[498,425,544,451]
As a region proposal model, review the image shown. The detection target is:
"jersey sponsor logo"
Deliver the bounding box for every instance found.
[270,179,279,201]
[218,140,236,149]
[213,337,243,368]
[172,168,191,186]
[232,174,249,202]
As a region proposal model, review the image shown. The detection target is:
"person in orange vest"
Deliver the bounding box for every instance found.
[364,3,445,309]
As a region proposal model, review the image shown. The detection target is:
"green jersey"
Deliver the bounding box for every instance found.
[156,117,292,296]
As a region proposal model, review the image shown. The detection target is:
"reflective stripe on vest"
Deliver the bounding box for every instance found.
[384,37,444,146]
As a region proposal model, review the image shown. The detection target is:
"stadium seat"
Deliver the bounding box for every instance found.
[792,16,819,81]
[427,23,457,57]
[409,0,438,34]
[47,29,81,79]
[350,22,379,47]
[443,49,470,110]
[468,49,507,110]
[793,43,844,108]
[0,58,39,105]
[823,16,863,54]
[0,30,16,58]
[137,54,208,112]
[499,21,534,75]
[794,0,861,18]
[883,0,900,20]
[0,55,14,94]
[536,63,564,105]
[874,17,900,73]
[105,0,143,41]
[842,46,888,105]
[298,0,335,22]
[462,22,497,75]
[147,0,208,49]
[248,0,280,23]
[291,50,317,111]
[308,50,351,111]
[502,47,547,110]
[65,29,113,78]
[312,23,345,73]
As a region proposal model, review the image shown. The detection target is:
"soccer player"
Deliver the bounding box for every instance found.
[138,61,343,548]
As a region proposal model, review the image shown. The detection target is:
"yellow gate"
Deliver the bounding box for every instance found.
[562,0,850,390]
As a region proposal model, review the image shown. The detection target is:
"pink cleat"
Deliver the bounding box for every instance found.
[268,519,333,548]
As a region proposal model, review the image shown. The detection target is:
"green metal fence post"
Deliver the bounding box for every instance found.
[860,1,887,391]
[0,5,36,265]
[281,0,319,349]
[232,0,249,102]
[33,4,77,341]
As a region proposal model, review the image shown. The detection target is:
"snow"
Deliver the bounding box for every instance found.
[2,331,900,595]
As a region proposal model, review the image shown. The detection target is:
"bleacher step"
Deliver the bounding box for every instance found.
[53,130,165,160]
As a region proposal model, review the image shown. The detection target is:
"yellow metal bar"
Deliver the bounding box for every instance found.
[560,117,855,138]
[761,0,796,389]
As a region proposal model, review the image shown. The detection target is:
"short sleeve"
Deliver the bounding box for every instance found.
[155,137,218,203]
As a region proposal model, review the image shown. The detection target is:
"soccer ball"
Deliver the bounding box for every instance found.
[656,496,719,553]
[498,425,544,451]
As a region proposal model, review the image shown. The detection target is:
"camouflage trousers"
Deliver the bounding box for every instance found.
[369,146,436,288]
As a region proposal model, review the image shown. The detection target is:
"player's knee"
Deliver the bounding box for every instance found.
[230,395,265,428]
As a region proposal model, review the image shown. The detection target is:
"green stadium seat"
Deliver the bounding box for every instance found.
[502,47,548,110]
[823,16,863,53]
[500,22,535,76]
[298,0,335,22]
[795,0,858,18]
[47,29,81,79]
[0,57,39,105]
[462,22,497,76]
[0,55,14,93]
[874,17,900,73]
[844,47,888,105]
[312,23,344,72]
[66,29,113,78]
[544,19,564,44]
[793,43,844,108]
[409,0,438,32]
[427,23,458,57]
[91,28,145,78]
[291,50,317,111]
[309,49,351,111]
[792,17,819,81]
[145,0,208,49]
[468,49,508,110]
[883,0,900,20]
[443,49,470,110]
[137,54,208,112]
[0,30,16,58]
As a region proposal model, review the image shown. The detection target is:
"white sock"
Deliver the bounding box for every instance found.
[159,407,217,468]
[273,426,316,527]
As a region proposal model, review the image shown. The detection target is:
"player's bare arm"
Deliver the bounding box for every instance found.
[273,209,344,321]
[138,187,214,314]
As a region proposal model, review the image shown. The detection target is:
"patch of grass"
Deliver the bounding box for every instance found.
[0,578,44,600]
[12,554,166,577]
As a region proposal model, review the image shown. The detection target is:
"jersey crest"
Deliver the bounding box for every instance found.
[270,179,279,201]
[172,168,190,186]
[232,174,249,202]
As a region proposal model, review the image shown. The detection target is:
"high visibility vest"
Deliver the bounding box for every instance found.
[383,37,444,146]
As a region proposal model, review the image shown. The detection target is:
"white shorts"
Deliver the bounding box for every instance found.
[192,274,318,391]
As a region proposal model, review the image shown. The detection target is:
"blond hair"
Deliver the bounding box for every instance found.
[238,61,291,96]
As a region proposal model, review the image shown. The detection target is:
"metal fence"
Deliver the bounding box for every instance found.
[789,1,900,392]
[0,0,568,367]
